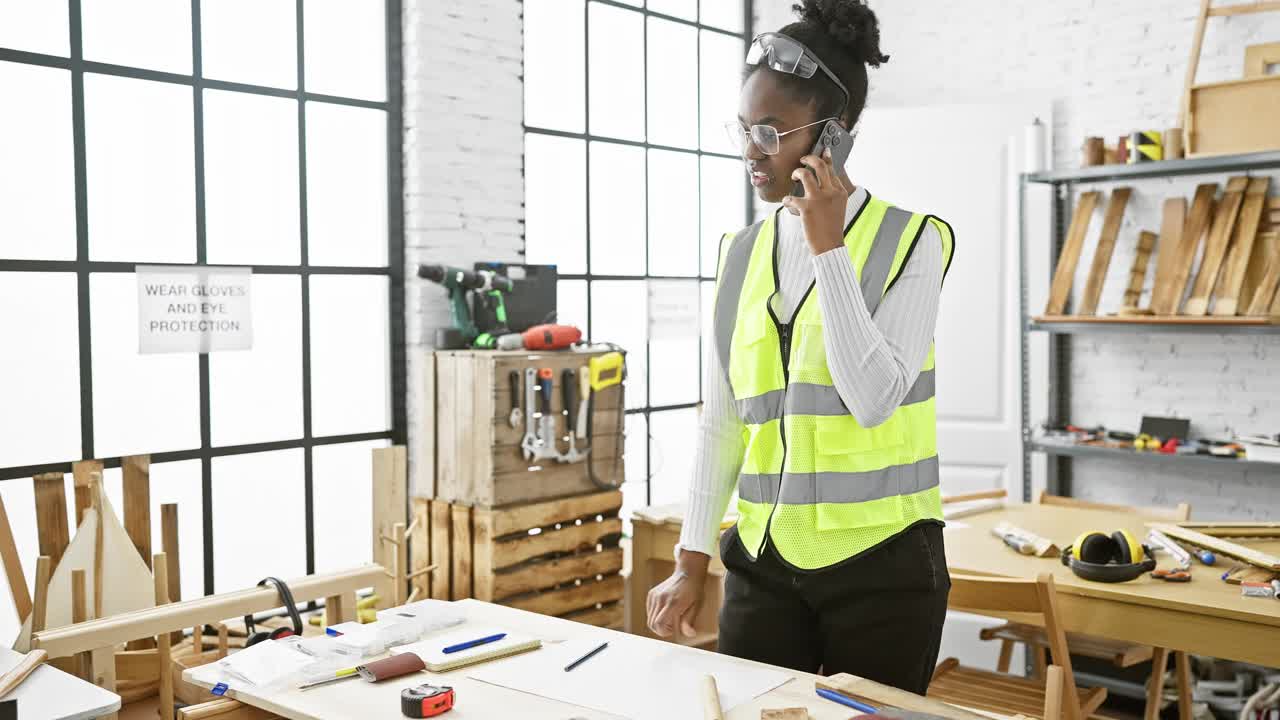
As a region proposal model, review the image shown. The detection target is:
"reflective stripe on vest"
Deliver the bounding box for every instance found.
[714,194,955,571]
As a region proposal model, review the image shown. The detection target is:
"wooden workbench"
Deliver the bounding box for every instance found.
[184,598,975,719]
[629,503,1280,668]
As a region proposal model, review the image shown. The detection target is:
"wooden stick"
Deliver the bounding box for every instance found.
[702,675,724,720]
[1181,0,1212,154]
[941,489,1007,504]
[72,460,103,527]
[0,497,31,623]
[1079,188,1132,315]
[155,552,174,720]
[1151,523,1280,570]
[33,472,71,570]
[216,623,229,659]
[161,503,183,646]
[122,455,152,569]
[31,556,51,634]
[71,569,90,681]
[1185,176,1249,315]
[1123,231,1158,309]
[394,522,408,606]
[1046,192,1101,315]
[0,649,47,699]
[1148,199,1187,313]
[91,477,104,620]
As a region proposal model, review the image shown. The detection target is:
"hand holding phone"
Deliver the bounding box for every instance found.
[791,120,853,197]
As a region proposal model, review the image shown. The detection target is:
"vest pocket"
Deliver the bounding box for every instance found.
[813,417,907,531]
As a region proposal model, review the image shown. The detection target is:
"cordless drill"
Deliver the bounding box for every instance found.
[417,265,514,349]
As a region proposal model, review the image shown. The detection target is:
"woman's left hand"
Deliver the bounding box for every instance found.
[783,147,850,255]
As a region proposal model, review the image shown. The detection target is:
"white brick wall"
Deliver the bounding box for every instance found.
[402,0,525,492]
[756,0,1280,517]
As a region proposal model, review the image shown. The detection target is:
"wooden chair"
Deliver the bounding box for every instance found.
[929,573,1106,720]
[979,492,1192,720]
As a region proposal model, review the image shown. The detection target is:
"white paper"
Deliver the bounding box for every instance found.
[468,633,791,720]
[216,638,313,687]
[647,280,700,340]
[137,265,252,353]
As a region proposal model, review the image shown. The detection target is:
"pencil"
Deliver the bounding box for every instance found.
[564,641,609,671]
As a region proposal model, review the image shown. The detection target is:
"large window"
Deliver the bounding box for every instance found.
[523,0,753,519]
[0,0,404,636]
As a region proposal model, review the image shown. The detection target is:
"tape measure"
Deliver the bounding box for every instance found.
[401,684,455,718]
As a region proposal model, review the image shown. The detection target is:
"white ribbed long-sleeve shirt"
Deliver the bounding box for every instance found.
[679,186,945,556]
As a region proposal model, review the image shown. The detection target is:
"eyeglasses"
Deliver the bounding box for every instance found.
[745,32,851,109]
[723,117,837,156]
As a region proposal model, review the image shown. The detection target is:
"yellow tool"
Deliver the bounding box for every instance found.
[1134,433,1161,451]
[588,352,624,391]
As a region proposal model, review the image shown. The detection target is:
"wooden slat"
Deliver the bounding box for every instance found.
[1208,1,1280,16]
[429,500,451,600]
[1046,191,1101,315]
[502,574,624,617]
[947,574,1042,615]
[1213,177,1272,315]
[161,504,180,603]
[450,505,472,600]
[409,497,432,601]
[371,446,408,609]
[1122,231,1158,309]
[1151,523,1280,570]
[478,490,624,537]
[472,512,496,602]
[491,548,625,601]
[1148,199,1187,312]
[72,460,103,527]
[1079,187,1132,315]
[122,455,152,569]
[1242,228,1280,311]
[1246,233,1280,315]
[34,472,71,570]
[490,517,624,569]
[0,496,31,623]
[1154,184,1217,315]
[31,556,52,633]
[1185,176,1249,315]
[1037,313,1278,326]
[560,601,625,629]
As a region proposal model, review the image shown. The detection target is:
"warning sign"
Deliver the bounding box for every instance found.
[136,265,253,354]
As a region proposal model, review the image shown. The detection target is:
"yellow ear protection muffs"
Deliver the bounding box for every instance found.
[1060,529,1155,583]
[243,577,304,647]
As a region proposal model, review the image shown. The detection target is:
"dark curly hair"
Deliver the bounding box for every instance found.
[747,0,888,129]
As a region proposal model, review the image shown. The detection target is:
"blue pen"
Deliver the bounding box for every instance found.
[442,632,507,654]
[817,688,878,714]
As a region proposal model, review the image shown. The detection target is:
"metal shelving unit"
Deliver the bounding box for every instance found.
[1032,441,1280,473]
[1018,150,1280,500]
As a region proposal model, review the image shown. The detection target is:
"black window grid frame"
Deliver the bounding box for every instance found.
[522,0,755,504]
[0,0,408,597]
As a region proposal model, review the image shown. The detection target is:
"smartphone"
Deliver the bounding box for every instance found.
[791,120,854,197]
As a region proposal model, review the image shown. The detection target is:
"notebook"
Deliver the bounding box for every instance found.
[390,627,541,673]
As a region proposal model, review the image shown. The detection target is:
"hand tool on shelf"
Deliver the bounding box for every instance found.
[576,366,591,442]
[588,352,624,391]
[520,368,539,461]
[507,370,521,429]
[559,369,586,464]
[533,368,562,461]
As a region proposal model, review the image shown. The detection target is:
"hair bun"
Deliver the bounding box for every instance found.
[791,0,889,67]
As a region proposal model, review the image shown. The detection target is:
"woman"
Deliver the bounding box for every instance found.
[645,0,954,693]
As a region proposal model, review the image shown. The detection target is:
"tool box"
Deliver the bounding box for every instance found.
[423,349,624,508]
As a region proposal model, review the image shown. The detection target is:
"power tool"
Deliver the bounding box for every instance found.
[418,264,514,349]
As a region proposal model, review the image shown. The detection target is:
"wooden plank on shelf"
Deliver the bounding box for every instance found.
[490,517,624,569]
[1045,191,1101,315]
[1079,187,1132,315]
[490,548,625,601]
[1213,177,1272,315]
[1122,230,1158,310]
[72,460,102,527]
[1242,229,1280,312]
[481,490,624,538]
[1151,523,1280,570]
[1035,314,1279,326]
[122,455,152,569]
[34,472,71,570]
[1209,2,1280,17]
[1154,184,1218,315]
[501,574,624,617]
[450,505,472,601]
[1184,176,1249,314]
[1246,234,1280,316]
[429,500,451,600]
[0,496,31,623]
[1147,198,1187,312]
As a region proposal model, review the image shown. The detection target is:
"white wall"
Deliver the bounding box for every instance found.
[401,0,526,491]
[754,0,1280,518]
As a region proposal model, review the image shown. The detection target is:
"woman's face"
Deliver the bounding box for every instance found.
[735,70,823,204]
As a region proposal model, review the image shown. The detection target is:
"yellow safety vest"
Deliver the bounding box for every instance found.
[714,194,955,570]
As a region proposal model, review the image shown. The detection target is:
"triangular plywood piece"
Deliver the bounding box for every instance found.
[16,492,156,651]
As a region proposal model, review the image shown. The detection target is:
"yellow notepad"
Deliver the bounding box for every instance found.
[391,627,542,673]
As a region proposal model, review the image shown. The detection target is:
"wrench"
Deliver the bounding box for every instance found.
[520,368,539,461]
[508,370,521,429]
[559,369,585,463]
[533,368,562,461]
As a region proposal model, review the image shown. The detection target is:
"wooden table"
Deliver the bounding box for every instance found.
[629,503,1280,668]
[0,647,121,720]
[185,598,964,720]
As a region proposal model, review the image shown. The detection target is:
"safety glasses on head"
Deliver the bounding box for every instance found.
[722,117,837,156]
[745,32,850,109]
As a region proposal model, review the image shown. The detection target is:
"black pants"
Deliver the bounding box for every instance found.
[717,521,950,694]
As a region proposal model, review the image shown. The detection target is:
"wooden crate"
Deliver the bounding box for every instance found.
[432,349,625,507]
[430,491,626,630]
